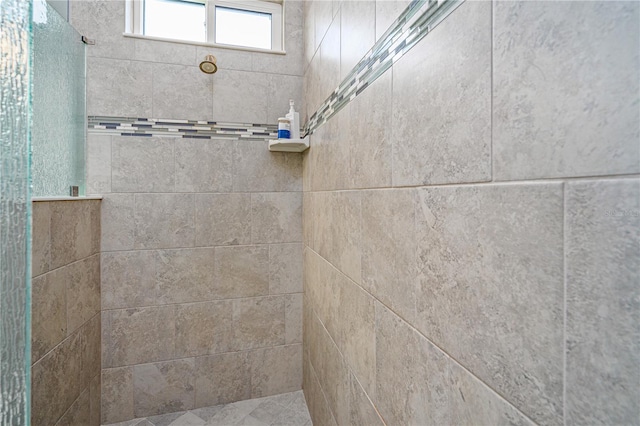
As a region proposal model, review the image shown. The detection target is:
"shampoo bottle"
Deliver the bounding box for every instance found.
[286,99,300,140]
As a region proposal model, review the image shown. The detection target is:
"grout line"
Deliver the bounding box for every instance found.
[562,181,568,426]
[490,0,494,183]
[305,246,540,425]
[102,342,303,371]
[303,173,640,193]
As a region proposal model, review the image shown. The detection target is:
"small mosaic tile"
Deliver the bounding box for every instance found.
[304,0,464,135]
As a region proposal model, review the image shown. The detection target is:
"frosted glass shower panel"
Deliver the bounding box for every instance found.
[32,0,86,197]
[0,0,32,424]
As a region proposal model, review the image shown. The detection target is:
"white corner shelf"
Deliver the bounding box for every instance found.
[268,136,309,153]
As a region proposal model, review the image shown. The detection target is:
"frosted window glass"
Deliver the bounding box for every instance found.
[0,0,32,423]
[32,0,86,197]
[215,6,272,50]
[144,0,206,42]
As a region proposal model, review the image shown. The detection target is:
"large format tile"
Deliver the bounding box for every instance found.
[111,137,175,193]
[415,183,564,425]
[101,194,135,252]
[134,39,196,66]
[194,193,251,247]
[32,331,84,426]
[448,361,535,426]
[313,191,361,284]
[102,250,158,309]
[32,201,51,276]
[83,0,135,60]
[493,1,640,180]
[251,192,303,244]
[348,71,392,189]
[103,305,176,367]
[211,69,269,123]
[152,64,213,121]
[233,141,302,193]
[87,58,152,117]
[175,139,234,193]
[391,0,491,186]
[174,301,233,358]
[50,200,100,270]
[57,389,90,426]
[101,367,134,424]
[361,188,417,324]
[214,246,269,299]
[134,194,195,249]
[349,373,384,426]
[133,359,196,418]
[340,0,375,79]
[156,248,216,304]
[89,375,100,426]
[195,352,251,408]
[65,254,101,334]
[266,73,305,124]
[375,0,411,41]
[285,293,303,344]
[86,134,112,195]
[375,302,448,425]
[565,179,640,425]
[250,344,303,398]
[31,273,66,363]
[233,296,286,350]
[269,243,303,294]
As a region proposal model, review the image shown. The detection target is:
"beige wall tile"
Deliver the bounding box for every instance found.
[134,193,195,249]
[361,189,417,324]
[269,243,303,294]
[87,58,152,117]
[156,248,216,304]
[32,201,51,277]
[152,64,214,121]
[233,296,286,350]
[103,305,175,367]
[31,331,84,426]
[101,366,134,424]
[102,250,158,309]
[89,373,101,426]
[565,179,640,425]
[31,273,66,363]
[375,302,448,425]
[175,139,234,193]
[340,1,375,79]
[251,192,302,244]
[80,314,102,387]
[415,183,564,424]
[111,137,175,193]
[134,39,197,65]
[175,301,233,358]
[133,359,196,418]
[195,352,251,408]
[50,200,99,270]
[101,194,135,252]
[233,140,302,192]
[195,193,251,247]
[250,344,302,398]
[493,1,640,180]
[349,372,384,426]
[285,293,303,344]
[65,254,101,335]
[56,389,90,426]
[214,245,269,299]
[212,69,269,123]
[86,134,112,195]
[391,0,491,186]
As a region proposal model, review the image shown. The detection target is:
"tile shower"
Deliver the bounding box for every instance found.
[8,0,638,425]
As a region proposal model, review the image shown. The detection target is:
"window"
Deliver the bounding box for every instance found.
[127,0,283,51]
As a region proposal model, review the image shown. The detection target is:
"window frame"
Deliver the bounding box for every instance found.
[125,0,284,53]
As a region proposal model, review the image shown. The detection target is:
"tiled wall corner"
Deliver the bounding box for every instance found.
[31,199,102,426]
[302,1,640,425]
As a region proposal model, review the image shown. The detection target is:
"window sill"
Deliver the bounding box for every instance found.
[123,33,287,55]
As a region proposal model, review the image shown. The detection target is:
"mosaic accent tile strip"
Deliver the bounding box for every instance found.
[305,0,465,135]
[88,116,282,141]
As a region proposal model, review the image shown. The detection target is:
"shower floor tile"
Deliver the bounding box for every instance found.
[103,390,312,426]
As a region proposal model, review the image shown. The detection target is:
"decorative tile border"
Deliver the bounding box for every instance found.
[304,0,464,135]
[88,116,280,141]
[88,0,464,143]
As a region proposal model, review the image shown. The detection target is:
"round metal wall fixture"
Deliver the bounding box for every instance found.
[199,55,218,74]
